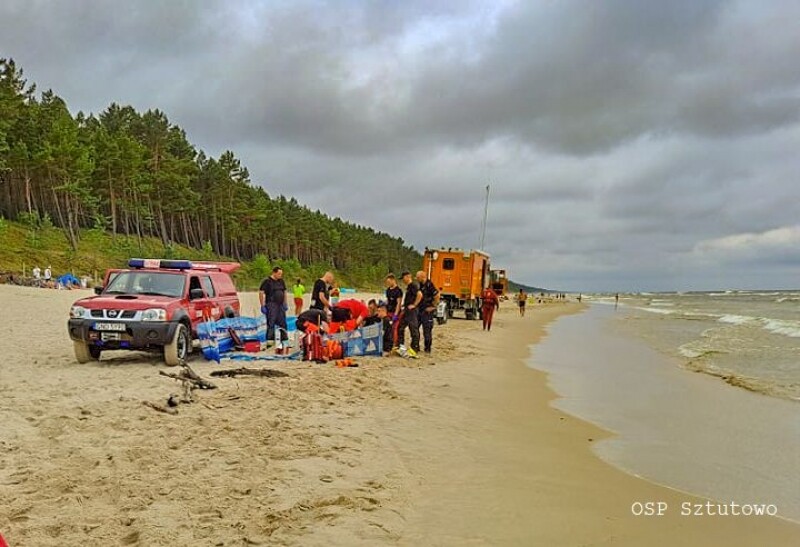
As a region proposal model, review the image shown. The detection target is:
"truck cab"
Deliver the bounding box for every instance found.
[490,269,508,298]
[68,259,240,365]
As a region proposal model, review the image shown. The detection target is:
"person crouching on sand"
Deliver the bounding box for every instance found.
[330,298,369,332]
[481,287,499,331]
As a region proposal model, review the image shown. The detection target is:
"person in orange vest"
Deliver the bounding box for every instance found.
[481,287,500,331]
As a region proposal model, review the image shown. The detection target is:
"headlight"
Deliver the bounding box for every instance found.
[141,308,167,321]
[70,306,87,318]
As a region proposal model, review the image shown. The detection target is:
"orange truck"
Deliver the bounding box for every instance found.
[422,247,491,321]
[490,269,508,297]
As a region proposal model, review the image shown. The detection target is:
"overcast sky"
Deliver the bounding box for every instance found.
[2,0,799,291]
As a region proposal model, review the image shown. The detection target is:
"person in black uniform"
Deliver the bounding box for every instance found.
[311,271,334,311]
[416,270,439,353]
[259,266,288,344]
[384,273,403,347]
[384,274,403,320]
[296,308,328,333]
[397,271,422,353]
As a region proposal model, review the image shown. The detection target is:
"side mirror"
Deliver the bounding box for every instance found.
[94,286,103,295]
[190,288,205,300]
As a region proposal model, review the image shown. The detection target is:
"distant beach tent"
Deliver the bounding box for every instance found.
[57,273,80,287]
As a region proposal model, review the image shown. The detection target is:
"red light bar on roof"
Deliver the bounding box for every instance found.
[128,259,193,270]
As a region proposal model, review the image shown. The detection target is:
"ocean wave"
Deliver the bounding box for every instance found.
[679,347,703,359]
[712,314,800,338]
[648,299,675,306]
[682,361,800,401]
[717,314,756,325]
[589,300,620,306]
[761,319,800,338]
[635,306,674,315]
[678,346,725,359]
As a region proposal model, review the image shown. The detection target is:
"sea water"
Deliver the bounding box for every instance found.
[529,305,800,522]
[589,291,800,401]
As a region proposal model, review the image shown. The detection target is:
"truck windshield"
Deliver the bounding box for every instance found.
[104,271,186,298]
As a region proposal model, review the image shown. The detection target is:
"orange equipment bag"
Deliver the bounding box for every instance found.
[302,331,326,362]
[326,339,344,360]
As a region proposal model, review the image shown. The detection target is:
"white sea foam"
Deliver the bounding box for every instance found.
[761,319,800,338]
[649,299,675,307]
[635,306,674,315]
[717,314,758,325]
[714,314,800,338]
[590,300,619,306]
[679,345,704,358]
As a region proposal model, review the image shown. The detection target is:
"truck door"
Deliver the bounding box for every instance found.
[188,276,218,329]
[200,276,223,319]
[442,257,455,291]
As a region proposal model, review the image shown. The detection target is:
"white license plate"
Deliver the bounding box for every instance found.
[95,322,127,331]
[101,332,121,341]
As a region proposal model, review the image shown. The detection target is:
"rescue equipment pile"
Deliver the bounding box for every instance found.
[198,315,383,363]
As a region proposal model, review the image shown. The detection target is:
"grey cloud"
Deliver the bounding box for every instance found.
[2,0,799,291]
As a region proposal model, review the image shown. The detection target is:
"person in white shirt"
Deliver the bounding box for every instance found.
[32,266,41,279]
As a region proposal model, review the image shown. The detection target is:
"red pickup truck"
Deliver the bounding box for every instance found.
[67,259,241,365]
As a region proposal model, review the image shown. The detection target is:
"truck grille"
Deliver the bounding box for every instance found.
[89,309,137,319]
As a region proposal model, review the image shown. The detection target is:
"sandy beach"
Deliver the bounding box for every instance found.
[1,285,798,546]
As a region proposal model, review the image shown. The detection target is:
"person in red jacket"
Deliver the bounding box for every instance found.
[330,298,370,331]
[481,287,500,331]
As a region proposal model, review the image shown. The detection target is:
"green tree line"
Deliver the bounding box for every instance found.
[0,58,421,279]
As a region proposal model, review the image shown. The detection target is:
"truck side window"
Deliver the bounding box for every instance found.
[201,276,216,298]
[189,276,203,299]
[443,258,455,270]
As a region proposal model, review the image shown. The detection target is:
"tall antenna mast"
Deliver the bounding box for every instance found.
[479,184,490,250]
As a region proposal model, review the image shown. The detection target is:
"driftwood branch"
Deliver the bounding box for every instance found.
[159,364,217,390]
[210,368,290,379]
[149,365,216,415]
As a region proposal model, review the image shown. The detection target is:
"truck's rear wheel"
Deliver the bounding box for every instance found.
[164,323,190,366]
[74,341,101,363]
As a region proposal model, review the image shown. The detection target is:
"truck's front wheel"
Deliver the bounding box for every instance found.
[436,304,448,325]
[164,323,190,366]
[74,341,102,363]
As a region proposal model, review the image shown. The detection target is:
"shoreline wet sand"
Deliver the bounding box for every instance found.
[1,285,798,545]
[531,304,800,524]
